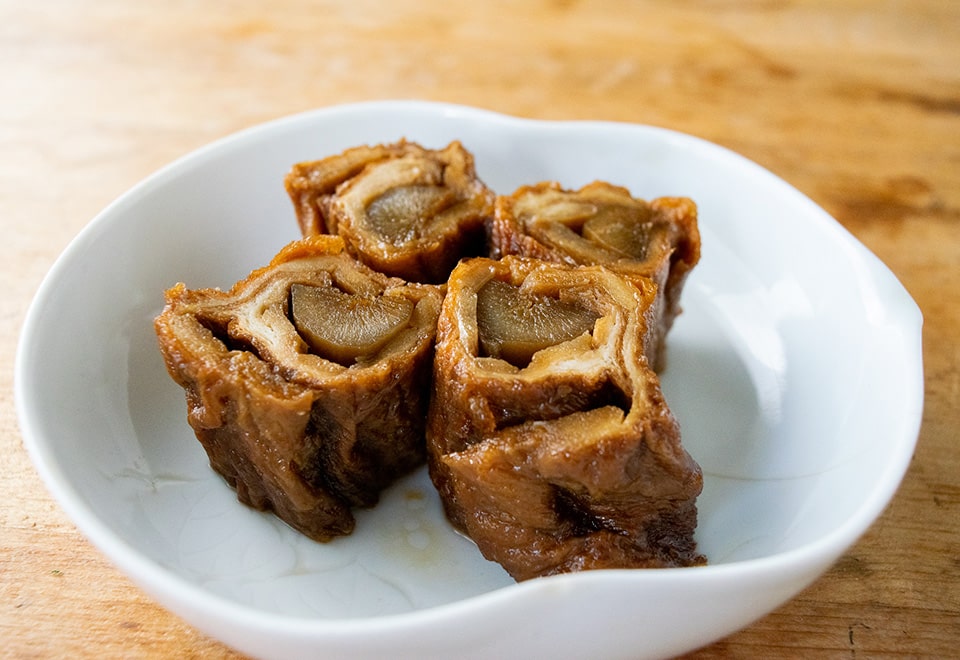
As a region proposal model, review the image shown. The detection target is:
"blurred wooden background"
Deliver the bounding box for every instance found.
[2,1,957,657]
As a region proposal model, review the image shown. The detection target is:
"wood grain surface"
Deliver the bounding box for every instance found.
[2,0,958,657]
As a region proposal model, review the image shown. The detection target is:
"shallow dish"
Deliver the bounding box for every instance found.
[16,101,923,659]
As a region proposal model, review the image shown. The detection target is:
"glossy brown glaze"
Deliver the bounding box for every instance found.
[490,181,700,370]
[154,236,443,541]
[286,140,495,283]
[428,256,704,580]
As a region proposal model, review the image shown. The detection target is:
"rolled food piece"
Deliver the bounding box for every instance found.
[489,181,700,370]
[427,255,704,581]
[154,235,443,542]
[284,140,495,283]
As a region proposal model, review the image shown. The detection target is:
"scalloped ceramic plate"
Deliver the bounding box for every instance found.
[16,101,923,659]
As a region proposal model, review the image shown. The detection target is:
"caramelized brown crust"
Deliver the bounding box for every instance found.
[427,256,704,580]
[154,236,443,541]
[285,140,495,283]
[490,181,700,370]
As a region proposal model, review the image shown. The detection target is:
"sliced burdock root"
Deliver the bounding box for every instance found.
[490,181,700,371]
[475,278,600,368]
[289,283,414,366]
[285,140,495,284]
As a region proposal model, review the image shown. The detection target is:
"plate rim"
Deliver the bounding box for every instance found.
[14,99,924,638]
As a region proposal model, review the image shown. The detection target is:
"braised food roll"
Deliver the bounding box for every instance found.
[427,256,704,581]
[284,140,496,283]
[154,236,443,541]
[490,181,700,370]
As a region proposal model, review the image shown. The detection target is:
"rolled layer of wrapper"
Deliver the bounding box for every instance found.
[154,236,443,542]
[285,140,495,283]
[489,181,700,370]
[427,256,704,581]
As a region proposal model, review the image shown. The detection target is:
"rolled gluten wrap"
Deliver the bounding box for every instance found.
[155,235,443,541]
[427,255,704,581]
[285,140,495,283]
[489,181,700,370]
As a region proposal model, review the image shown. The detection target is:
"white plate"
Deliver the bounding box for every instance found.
[16,101,923,660]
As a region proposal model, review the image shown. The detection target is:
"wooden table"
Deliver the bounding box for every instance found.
[3,1,957,657]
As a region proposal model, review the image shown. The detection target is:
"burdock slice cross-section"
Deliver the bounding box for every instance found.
[489,181,700,371]
[285,139,495,284]
[427,255,704,581]
[155,236,443,541]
